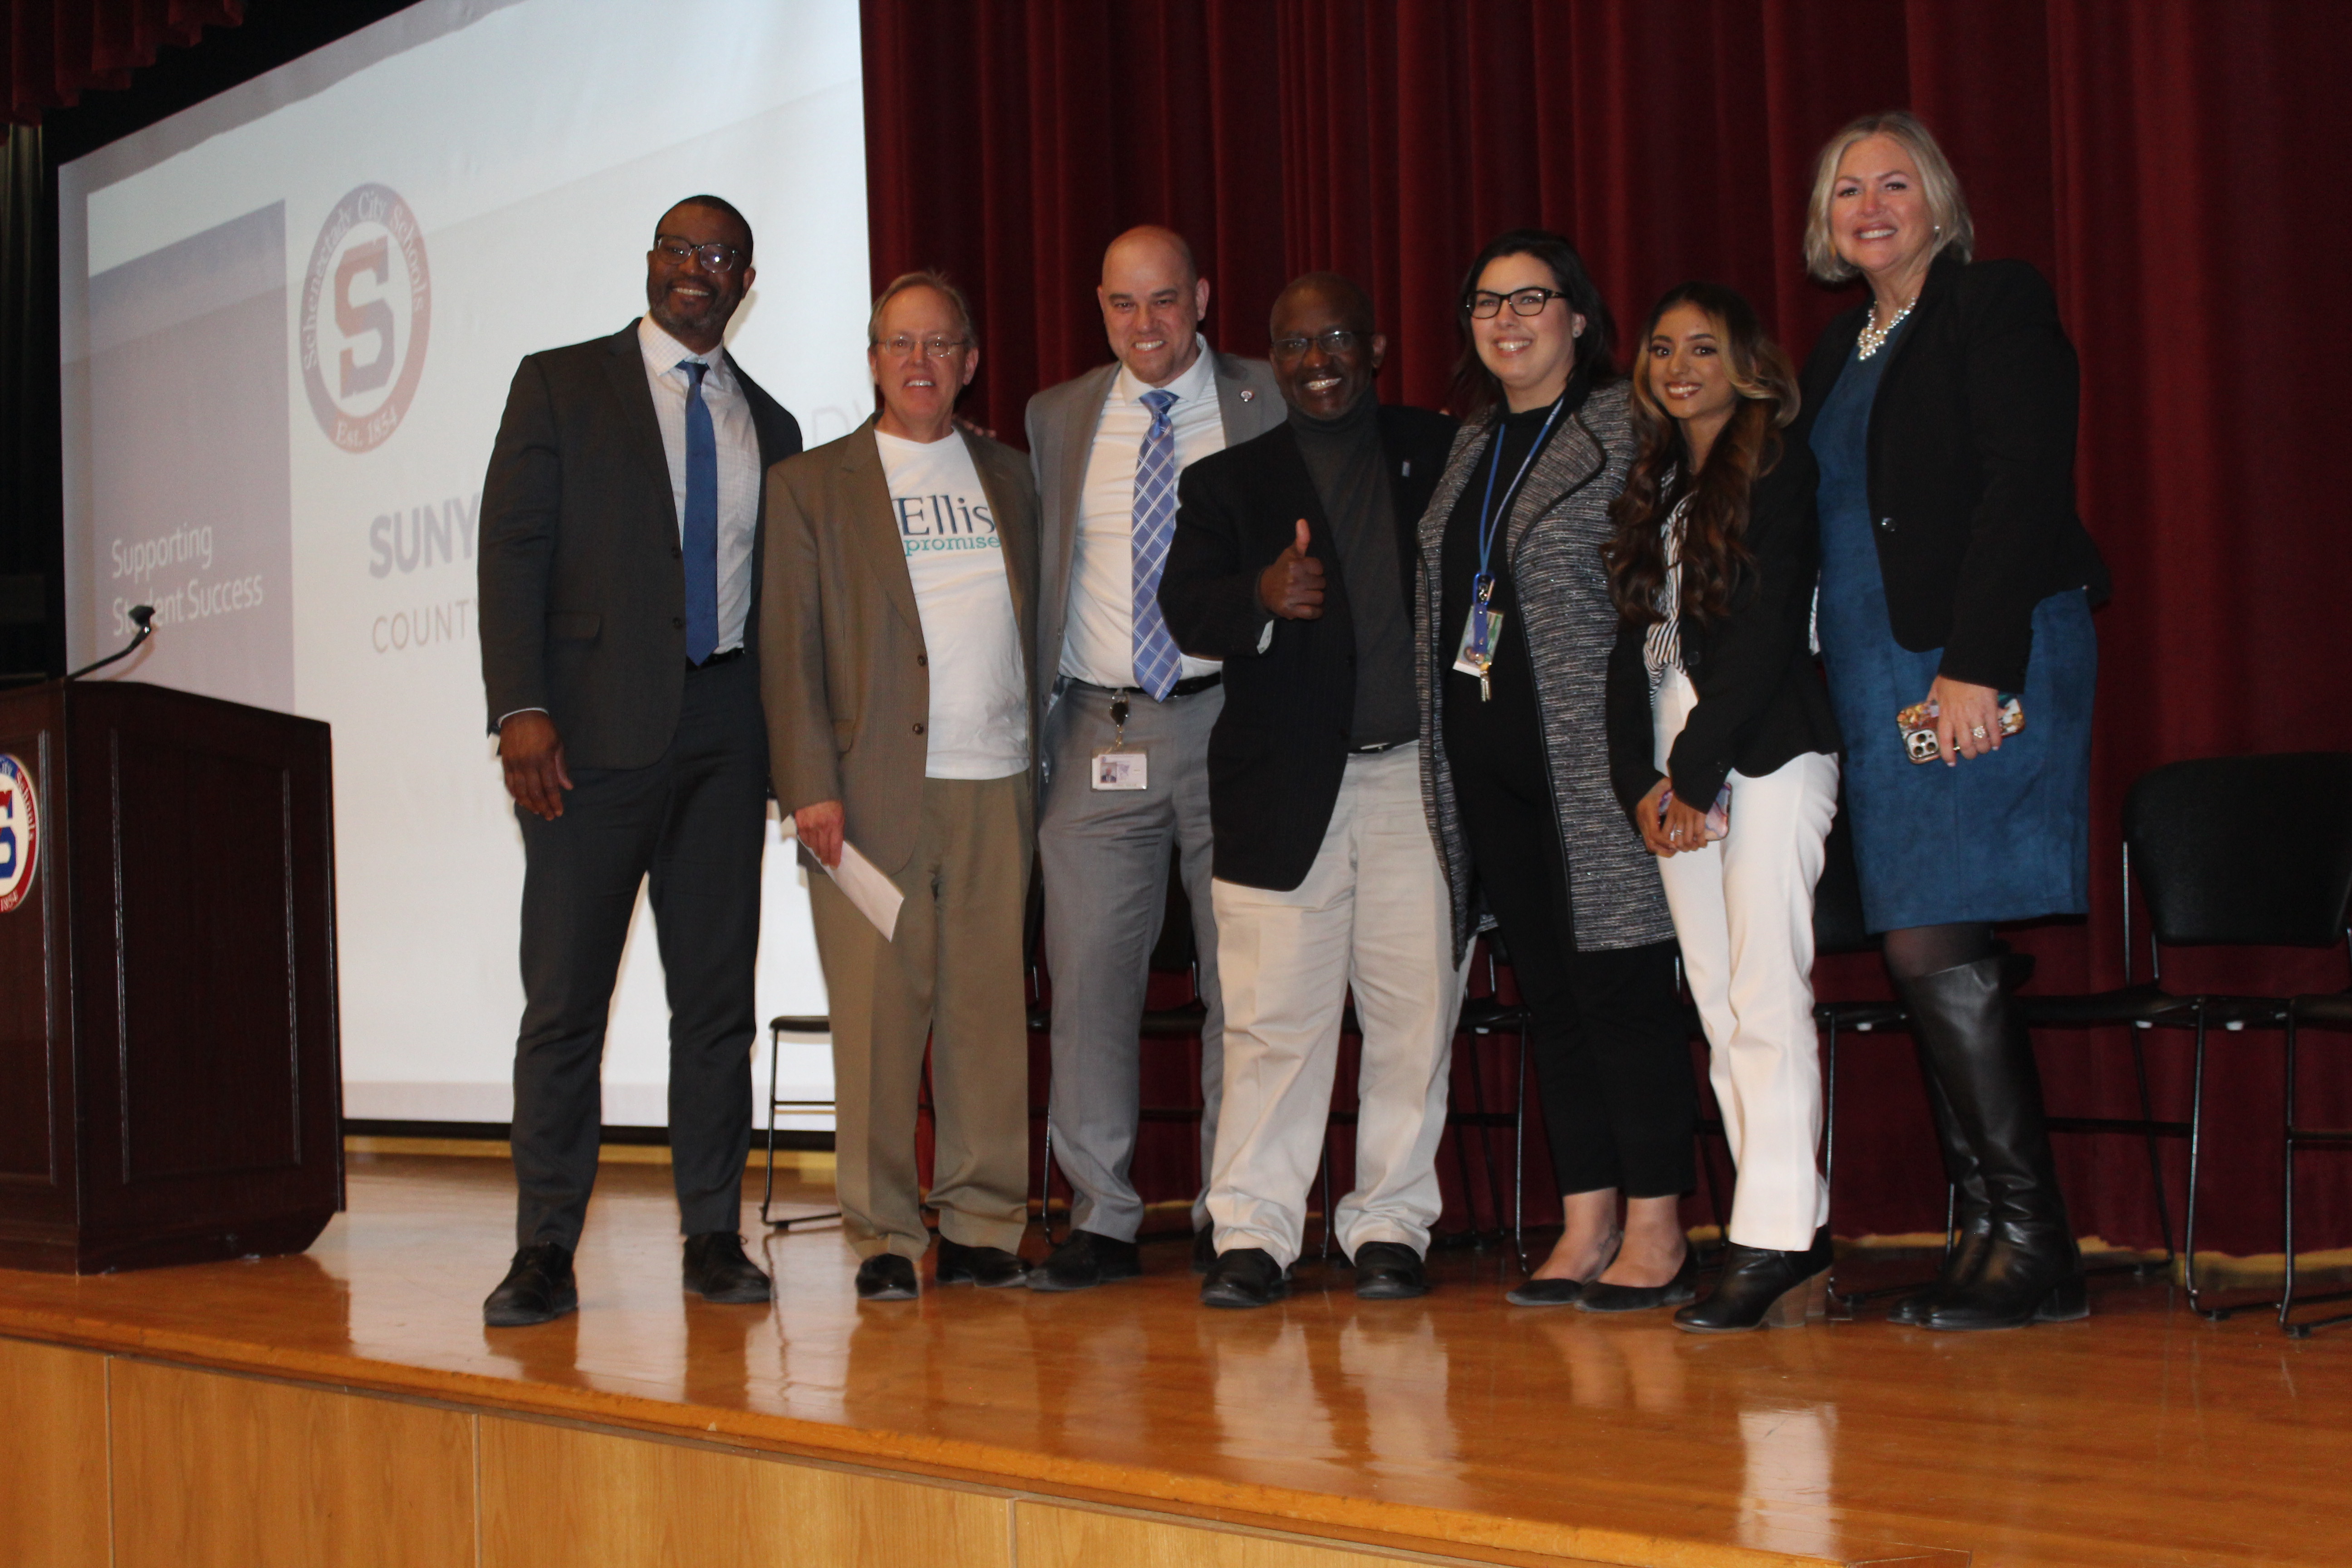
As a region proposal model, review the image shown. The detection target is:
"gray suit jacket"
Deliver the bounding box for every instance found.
[478,320,801,768]
[760,419,1041,877]
[1023,348,1283,729]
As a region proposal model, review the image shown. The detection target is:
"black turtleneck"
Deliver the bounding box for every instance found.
[1439,376,1588,799]
[1290,392,1416,748]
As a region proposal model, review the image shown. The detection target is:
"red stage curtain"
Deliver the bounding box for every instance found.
[3,0,242,124]
[865,0,2352,1253]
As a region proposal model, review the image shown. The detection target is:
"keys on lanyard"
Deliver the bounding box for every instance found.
[1109,694,1130,746]
[1454,396,1565,702]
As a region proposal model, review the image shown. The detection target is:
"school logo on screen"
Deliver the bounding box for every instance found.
[0,753,39,915]
[300,183,431,453]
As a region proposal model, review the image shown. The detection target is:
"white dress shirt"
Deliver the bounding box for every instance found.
[637,315,762,654]
[1059,335,1228,688]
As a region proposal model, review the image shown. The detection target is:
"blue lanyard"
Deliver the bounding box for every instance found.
[1469,395,1564,655]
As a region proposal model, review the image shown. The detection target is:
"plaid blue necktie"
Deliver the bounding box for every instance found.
[1130,387,1182,700]
[680,359,720,666]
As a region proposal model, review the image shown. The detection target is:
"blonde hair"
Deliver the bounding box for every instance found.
[1803,111,1974,284]
[867,269,977,348]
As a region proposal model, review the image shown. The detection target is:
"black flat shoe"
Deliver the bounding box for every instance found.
[1504,1277,1586,1307]
[484,1242,577,1327]
[1200,1246,1289,1308]
[682,1231,772,1305]
[1674,1230,1833,1333]
[1576,1247,1699,1313]
[1029,1229,1141,1292]
[935,1236,1029,1288]
[1351,1241,1428,1300]
[1192,1227,1217,1274]
[855,1253,920,1301]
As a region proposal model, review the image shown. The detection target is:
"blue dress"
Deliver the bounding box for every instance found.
[1810,322,2097,932]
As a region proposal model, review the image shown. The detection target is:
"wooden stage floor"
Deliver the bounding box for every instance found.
[2,1152,2347,1568]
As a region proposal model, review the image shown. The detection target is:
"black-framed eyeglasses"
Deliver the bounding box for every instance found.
[653,235,745,273]
[1270,328,1362,359]
[1466,287,1567,319]
[875,333,971,359]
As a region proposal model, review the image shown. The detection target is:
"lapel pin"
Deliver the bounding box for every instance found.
[1239,389,1255,402]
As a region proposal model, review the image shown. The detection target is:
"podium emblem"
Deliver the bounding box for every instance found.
[0,753,35,913]
[300,183,432,454]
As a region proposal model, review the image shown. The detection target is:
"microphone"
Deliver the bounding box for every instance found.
[64,605,157,681]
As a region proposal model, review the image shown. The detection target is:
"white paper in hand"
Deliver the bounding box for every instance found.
[822,840,904,942]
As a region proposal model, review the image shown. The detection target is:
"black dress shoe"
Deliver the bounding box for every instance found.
[1200,1246,1289,1308]
[1576,1246,1699,1313]
[856,1253,920,1301]
[1029,1229,1142,1292]
[935,1236,1029,1288]
[1674,1230,1834,1333]
[1192,1227,1217,1275]
[1351,1241,1429,1300]
[682,1232,773,1305]
[484,1243,577,1328]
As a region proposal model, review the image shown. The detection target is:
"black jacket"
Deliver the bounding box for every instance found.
[1793,255,2109,693]
[1605,441,1842,822]
[1159,404,1457,890]
[478,321,802,768]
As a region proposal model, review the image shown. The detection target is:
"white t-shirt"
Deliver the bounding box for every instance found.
[874,428,1029,780]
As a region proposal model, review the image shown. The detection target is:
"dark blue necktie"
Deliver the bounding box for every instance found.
[680,358,719,666]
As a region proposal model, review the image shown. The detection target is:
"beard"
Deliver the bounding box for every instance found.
[647,279,733,344]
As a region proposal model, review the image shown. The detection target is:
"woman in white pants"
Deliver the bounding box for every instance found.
[1601,282,1844,1332]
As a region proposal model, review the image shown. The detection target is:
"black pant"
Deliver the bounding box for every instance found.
[1449,746,1693,1200]
[510,654,765,1250]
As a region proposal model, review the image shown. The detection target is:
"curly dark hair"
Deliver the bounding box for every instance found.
[1602,281,1798,630]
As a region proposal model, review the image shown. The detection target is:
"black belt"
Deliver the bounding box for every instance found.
[1078,672,1221,701]
[687,646,746,671]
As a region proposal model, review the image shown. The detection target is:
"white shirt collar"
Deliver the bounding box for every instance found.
[1112,333,1218,409]
[637,314,734,387]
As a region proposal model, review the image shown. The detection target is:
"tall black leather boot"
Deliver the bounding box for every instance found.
[1886,1037,1993,1325]
[1894,955,2087,1331]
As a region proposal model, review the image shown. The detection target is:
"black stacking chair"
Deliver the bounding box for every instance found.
[2283,983,2352,1336]
[2022,752,2352,1322]
[760,1014,843,1230]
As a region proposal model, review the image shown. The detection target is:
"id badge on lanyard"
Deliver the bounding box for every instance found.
[1456,397,1564,702]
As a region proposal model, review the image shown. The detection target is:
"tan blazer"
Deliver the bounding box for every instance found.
[760,419,1041,876]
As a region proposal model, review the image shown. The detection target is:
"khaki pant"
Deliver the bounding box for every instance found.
[808,773,1034,1260]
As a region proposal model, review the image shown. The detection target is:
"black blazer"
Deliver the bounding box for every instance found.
[478,321,802,769]
[1605,441,1842,822]
[1159,405,1457,891]
[1793,255,2109,693]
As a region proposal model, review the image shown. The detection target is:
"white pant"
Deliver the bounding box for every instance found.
[1653,668,1839,1251]
[1206,743,1469,1268]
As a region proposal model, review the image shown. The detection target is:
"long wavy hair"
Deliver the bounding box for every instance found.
[1603,282,1798,630]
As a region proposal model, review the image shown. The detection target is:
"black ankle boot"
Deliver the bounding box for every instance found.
[1674,1228,1833,1333]
[1896,956,2087,1332]
[1887,1045,1993,1326]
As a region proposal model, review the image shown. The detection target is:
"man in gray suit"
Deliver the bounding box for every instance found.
[1024,226,1283,1291]
[476,196,801,1327]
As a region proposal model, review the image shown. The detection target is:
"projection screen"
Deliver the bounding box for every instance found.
[58,0,870,1127]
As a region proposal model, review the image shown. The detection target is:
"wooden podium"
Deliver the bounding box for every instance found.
[0,679,343,1272]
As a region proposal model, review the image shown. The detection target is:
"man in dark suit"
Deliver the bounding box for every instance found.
[476,196,802,1326]
[1158,273,1462,1309]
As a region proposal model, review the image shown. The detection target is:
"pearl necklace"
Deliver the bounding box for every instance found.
[1856,295,1916,359]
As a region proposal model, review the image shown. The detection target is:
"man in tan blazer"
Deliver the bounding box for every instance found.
[762,271,1041,1301]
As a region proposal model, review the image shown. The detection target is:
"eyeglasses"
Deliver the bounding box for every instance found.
[1467,287,1567,319]
[875,333,971,359]
[1270,328,1362,359]
[653,236,745,273]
